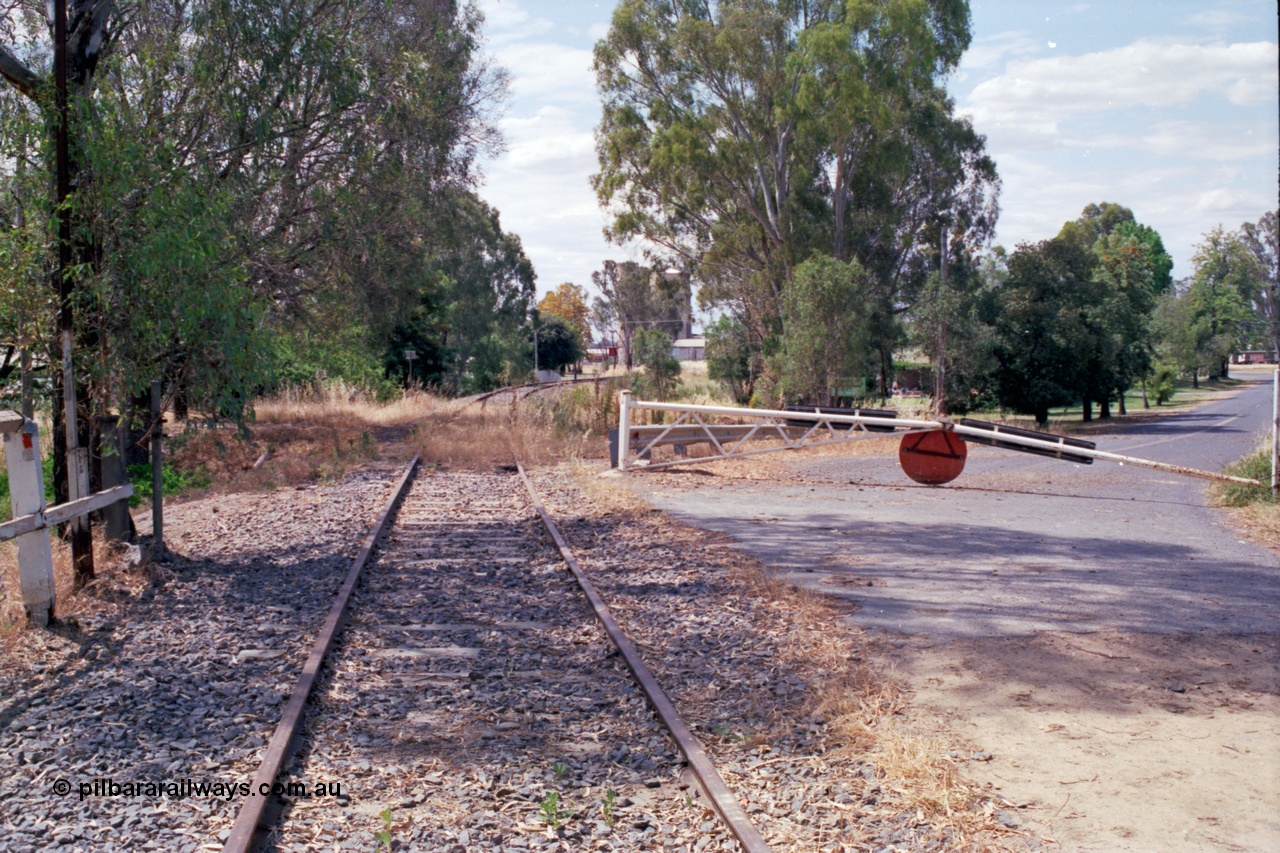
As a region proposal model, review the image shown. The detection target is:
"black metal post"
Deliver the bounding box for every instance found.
[150,381,164,554]
[54,0,93,585]
[97,415,129,542]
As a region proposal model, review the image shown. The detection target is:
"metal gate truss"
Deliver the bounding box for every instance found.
[625,414,932,471]
[614,392,1262,486]
[617,392,936,472]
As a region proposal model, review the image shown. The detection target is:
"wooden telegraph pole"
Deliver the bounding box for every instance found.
[1272,367,1278,497]
[53,0,94,583]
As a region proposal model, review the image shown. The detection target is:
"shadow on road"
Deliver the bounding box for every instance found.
[699,512,1279,639]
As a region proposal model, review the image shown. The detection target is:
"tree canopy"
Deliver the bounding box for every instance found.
[0,0,516,415]
[592,0,998,400]
[538,283,591,342]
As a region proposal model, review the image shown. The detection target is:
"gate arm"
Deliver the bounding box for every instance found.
[0,484,134,543]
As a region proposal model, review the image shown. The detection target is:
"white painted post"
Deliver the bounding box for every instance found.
[618,390,632,471]
[1,416,56,625]
[1272,367,1278,496]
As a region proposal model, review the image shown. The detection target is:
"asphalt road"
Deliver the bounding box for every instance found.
[636,373,1280,639]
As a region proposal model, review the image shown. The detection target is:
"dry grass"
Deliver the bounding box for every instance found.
[1208,439,1280,552]
[0,526,152,642]
[737,564,990,829]
[165,382,619,491]
[1224,503,1280,552]
[252,381,459,429]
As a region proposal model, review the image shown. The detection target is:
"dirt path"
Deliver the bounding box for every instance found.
[897,630,1279,852]
[628,377,1280,852]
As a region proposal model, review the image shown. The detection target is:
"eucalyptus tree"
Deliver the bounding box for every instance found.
[428,191,536,393]
[1054,203,1173,417]
[592,0,996,391]
[590,259,684,369]
[1240,210,1279,357]
[1184,227,1260,380]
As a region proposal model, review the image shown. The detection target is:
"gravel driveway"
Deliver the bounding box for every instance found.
[629,372,1280,852]
[637,375,1280,639]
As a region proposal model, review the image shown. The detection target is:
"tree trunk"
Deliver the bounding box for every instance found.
[832,156,847,262]
[1035,407,1049,428]
[1100,395,1111,419]
[1141,376,1149,409]
[1118,392,1127,416]
[1192,371,1199,389]
[934,230,948,415]
[1082,397,1092,422]
[879,345,892,400]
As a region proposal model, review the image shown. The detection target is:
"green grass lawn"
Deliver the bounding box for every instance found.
[1047,376,1246,423]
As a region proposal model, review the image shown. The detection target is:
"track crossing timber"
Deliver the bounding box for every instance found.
[232,464,763,851]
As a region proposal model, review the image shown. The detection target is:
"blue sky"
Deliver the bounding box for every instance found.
[475,0,1279,299]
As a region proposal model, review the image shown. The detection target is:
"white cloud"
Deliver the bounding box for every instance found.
[499,107,596,168]
[964,39,1277,138]
[952,29,1041,84]
[978,144,1276,278]
[476,0,549,35]
[495,42,596,103]
[1182,8,1254,31]
[473,1,617,293]
[1056,120,1275,162]
[958,28,1278,277]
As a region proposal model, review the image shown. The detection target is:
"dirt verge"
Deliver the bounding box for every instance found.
[887,629,1280,852]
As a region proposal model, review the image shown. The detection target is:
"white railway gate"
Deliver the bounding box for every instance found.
[1,410,133,625]
[612,390,1264,488]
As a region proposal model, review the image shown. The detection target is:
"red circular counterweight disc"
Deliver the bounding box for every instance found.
[898,430,967,485]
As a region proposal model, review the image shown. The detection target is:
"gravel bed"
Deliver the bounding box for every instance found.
[271,469,717,852]
[0,467,402,853]
[527,466,1032,852]
[0,456,1028,853]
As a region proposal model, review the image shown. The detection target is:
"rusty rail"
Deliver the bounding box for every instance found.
[221,455,420,853]
[515,461,772,853]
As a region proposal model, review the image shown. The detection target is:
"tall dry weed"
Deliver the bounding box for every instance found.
[0,526,134,636]
[253,382,459,430]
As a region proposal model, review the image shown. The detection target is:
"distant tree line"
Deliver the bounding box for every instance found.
[905,203,1276,427]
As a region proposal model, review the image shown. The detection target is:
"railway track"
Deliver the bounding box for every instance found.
[224,459,768,852]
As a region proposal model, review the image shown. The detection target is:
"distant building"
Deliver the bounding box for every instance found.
[587,344,618,363]
[672,337,706,361]
[1234,350,1277,364]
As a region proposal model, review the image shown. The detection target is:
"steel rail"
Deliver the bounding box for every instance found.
[515,461,772,853]
[221,455,420,853]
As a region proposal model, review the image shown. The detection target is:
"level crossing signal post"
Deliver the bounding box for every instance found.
[1,411,135,626]
[1,412,56,624]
